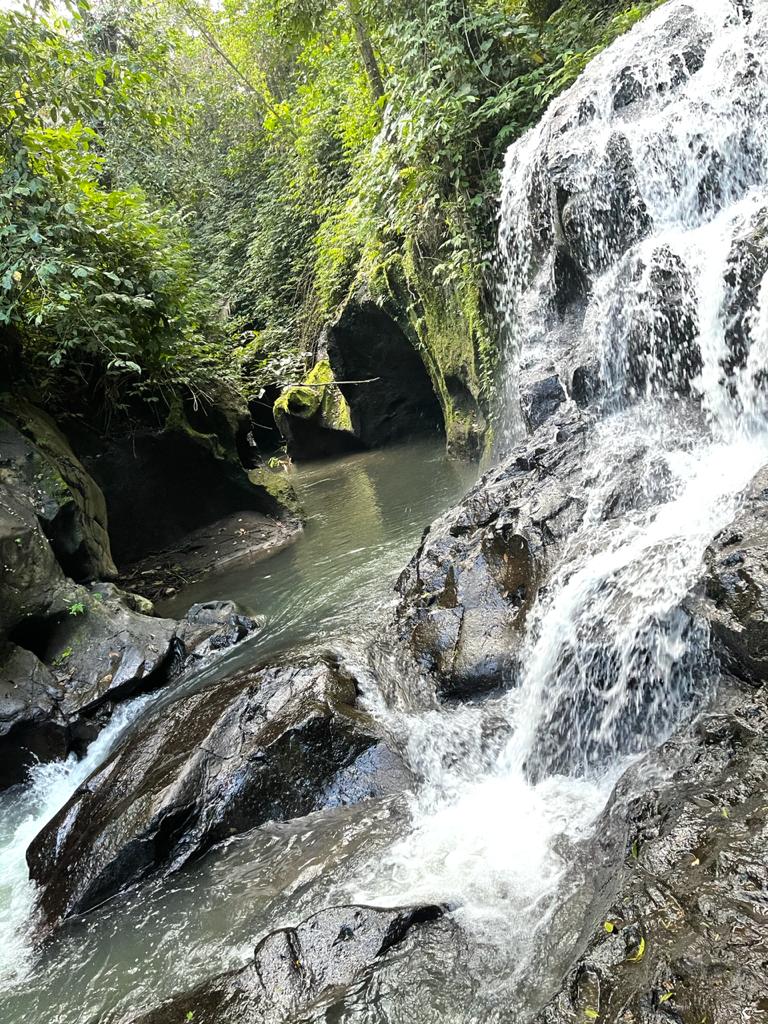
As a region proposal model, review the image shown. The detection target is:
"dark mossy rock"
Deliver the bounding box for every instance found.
[702,465,768,682]
[27,654,386,927]
[326,292,445,449]
[0,480,68,636]
[0,398,117,582]
[535,679,768,1024]
[182,380,255,468]
[0,642,70,790]
[370,259,491,459]
[0,584,260,791]
[131,904,445,1024]
[0,491,258,789]
[391,414,590,697]
[70,406,301,569]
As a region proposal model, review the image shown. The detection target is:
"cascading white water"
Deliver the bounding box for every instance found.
[0,696,152,983]
[355,0,768,968]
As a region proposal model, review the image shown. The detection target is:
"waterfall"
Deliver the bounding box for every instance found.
[356,0,768,967]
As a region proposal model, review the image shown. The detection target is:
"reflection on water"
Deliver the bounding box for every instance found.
[0,438,476,1024]
[161,438,476,664]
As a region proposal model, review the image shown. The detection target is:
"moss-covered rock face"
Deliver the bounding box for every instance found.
[66,399,303,569]
[0,397,117,582]
[247,466,305,519]
[274,359,361,460]
[388,249,492,461]
[331,260,491,461]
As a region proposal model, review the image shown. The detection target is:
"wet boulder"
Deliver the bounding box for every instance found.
[0,577,258,790]
[611,5,710,112]
[27,655,384,927]
[0,490,258,789]
[609,245,701,397]
[721,207,768,380]
[554,133,651,284]
[0,643,70,789]
[521,374,568,430]
[131,904,445,1024]
[702,465,768,682]
[535,679,768,1024]
[571,360,602,408]
[392,415,590,697]
[19,581,181,718]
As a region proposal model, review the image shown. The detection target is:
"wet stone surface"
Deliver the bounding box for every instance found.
[535,678,768,1024]
[131,904,446,1024]
[26,653,392,929]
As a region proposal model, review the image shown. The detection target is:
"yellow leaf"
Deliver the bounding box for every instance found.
[659,991,674,1004]
[585,1010,599,1020]
[603,921,614,933]
[12,271,21,283]
[628,936,646,962]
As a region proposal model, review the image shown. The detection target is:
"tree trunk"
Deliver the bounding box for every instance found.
[344,0,385,102]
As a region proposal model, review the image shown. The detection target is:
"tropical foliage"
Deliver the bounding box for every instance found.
[0,0,658,418]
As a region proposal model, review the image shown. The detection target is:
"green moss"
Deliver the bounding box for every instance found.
[164,395,230,462]
[273,360,354,435]
[248,467,304,519]
[363,245,492,459]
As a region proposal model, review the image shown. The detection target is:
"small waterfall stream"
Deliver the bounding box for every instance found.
[1,2,767,1020]
[353,0,768,988]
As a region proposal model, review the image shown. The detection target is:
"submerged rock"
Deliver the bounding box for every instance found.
[131,904,445,1024]
[27,654,386,927]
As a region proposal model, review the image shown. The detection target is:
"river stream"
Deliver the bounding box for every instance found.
[0,439,475,1023]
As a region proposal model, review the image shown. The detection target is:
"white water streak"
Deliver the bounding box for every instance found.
[0,697,151,983]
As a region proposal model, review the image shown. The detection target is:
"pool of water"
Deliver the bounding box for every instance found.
[160,438,477,664]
